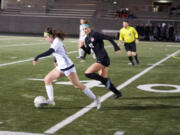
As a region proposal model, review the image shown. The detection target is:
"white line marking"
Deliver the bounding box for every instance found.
[44,49,180,134]
[0,45,113,67]
[0,49,80,67]
[0,42,45,48]
[0,131,44,135]
[0,58,34,67]
[114,131,125,135]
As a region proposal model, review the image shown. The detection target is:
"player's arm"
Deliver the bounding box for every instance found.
[132,28,139,43]
[98,33,120,52]
[33,48,55,66]
[81,39,91,54]
[118,30,124,46]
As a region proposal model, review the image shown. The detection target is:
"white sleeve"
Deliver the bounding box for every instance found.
[51,38,62,51]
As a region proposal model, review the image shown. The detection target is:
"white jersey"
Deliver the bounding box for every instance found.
[79,25,86,41]
[51,37,73,70]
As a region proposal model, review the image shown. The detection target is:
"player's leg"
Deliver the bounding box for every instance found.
[44,68,64,104]
[85,63,108,84]
[127,51,135,66]
[132,44,140,64]
[125,44,135,66]
[67,71,101,109]
[78,40,84,58]
[99,67,122,99]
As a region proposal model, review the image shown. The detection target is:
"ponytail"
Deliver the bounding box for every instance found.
[44,27,66,41]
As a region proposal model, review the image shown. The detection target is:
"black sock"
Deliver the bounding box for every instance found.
[85,73,120,95]
[83,51,87,58]
[85,73,107,84]
[134,54,139,63]
[128,56,133,63]
[108,82,121,95]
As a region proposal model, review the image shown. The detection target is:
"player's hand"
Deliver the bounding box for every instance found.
[118,41,123,46]
[33,61,38,66]
[136,39,139,44]
[54,62,58,67]
[115,50,121,54]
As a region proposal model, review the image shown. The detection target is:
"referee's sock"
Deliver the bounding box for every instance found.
[128,56,135,66]
[134,54,140,64]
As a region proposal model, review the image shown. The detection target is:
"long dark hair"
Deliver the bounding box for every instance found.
[45,27,66,41]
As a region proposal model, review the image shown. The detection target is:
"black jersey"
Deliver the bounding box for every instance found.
[81,31,120,61]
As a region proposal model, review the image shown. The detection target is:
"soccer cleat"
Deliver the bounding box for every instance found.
[112,92,122,100]
[95,96,101,110]
[47,100,55,107]
[40,100,55,108]
[131,62,135,67]
[136,59,140,64]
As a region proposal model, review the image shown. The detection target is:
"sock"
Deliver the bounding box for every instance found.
[85,73,120,95]
[134,54,139,63]
[83,51,87,58]
[85,73,107,84]
[108,82,121,95]
[128,56,133,63]
[45,85,54,101]
[83,87,96,100]
[78,48,83,57]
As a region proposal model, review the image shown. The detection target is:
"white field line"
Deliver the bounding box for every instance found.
[114,131,125,135]
[44,49,180,134]
[0,42,46,48]
[0,45,113,67]
[0,131,44,135]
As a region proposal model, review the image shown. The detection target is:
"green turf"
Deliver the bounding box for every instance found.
[0,35,180,135]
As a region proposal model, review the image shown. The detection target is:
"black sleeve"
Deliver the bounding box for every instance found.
[34,48,55,61]
[97,33,120,51]
[81,45,91,54]
[81,39,91,54]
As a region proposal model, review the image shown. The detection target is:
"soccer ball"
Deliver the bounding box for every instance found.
[34,96,47,108]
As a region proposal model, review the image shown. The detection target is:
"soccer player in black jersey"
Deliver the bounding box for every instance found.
[80,24,122,99]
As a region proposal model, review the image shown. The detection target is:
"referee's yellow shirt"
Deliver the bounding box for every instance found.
[119,26,138,43]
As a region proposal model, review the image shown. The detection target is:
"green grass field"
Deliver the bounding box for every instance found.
[0,35,180,135]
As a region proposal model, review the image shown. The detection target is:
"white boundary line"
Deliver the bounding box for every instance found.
[0,131,44,135]
[0,45,113,67]
[44,49,180,134]
[0,42,45,48]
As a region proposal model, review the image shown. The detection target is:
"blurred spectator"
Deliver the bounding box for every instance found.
[134,23,178,42]
[144,24,150,41]
[168,24,175,41]
[162,23,167,41]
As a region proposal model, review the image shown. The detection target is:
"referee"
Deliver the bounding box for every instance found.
[118,20,140,66]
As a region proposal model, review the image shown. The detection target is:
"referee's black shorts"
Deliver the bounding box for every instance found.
[124,41,136,52]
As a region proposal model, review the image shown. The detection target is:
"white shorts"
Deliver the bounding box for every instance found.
[56,67,76,77]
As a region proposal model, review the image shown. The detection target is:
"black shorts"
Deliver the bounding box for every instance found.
[96,57,110,67]
[124,41,136,52]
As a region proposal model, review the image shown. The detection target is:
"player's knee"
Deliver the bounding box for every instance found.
[44,76,51,85]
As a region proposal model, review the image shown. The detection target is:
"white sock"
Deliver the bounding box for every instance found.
[83,87,96,100]
[45,85,54,101]
[78,48,83,57]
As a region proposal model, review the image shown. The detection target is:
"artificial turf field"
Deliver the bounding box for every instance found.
[0,35,180,135]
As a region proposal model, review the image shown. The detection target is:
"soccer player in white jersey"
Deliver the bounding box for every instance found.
[77,19,86,59]
[33,27,101,109]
